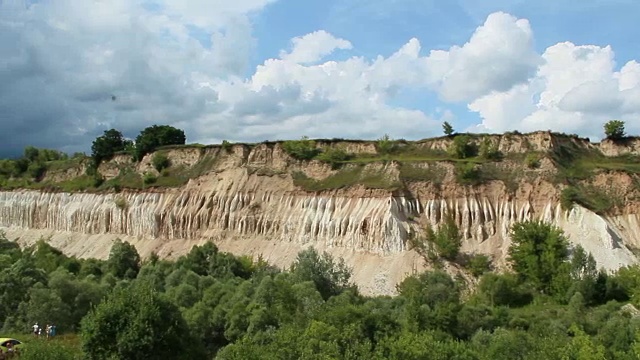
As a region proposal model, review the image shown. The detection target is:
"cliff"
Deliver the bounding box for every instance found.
[1,131,640,295]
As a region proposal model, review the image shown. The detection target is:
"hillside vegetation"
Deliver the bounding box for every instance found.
[4,219,640,359]
[1,121,640,215]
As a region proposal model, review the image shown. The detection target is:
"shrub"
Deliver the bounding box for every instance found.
[560,186,579,211]
[151,153,170,172]
[525,153,541,169]
[27,162,47,181]
[433,215,462,261]
[448,135,477,159]
[479,138,502,161]
[376,134,398,155]
[282,136,320,160]
[316,147,353,169]
[143,172,157,185]
[466,254,493,277]
[221,140,232,152]
[412,215,462,262]
[114,196,128,210]
[456,163,481,185]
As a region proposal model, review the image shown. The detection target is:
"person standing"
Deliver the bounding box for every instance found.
[32,323,39,337]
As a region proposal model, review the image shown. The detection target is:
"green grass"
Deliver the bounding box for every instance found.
[292,166,400,191]
[45,158,86,172]
[560,184,624,214]
[2,333,82,360]
[398,163,447,185]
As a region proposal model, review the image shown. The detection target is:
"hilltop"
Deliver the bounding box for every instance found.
[2,130,640,216]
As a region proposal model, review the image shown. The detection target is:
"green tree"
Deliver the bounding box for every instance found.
[442,121,455,136]
[106,239,141,279]
[134,125,186,161]
[81,282,203,360]
[447,135,477,159]
[508,220,569,294]
[432,215,462,261]
[24,146,40,162]
[604,120,625,140]
[91,129,129,165]
[290,248,352,300]
[398,270,461,333]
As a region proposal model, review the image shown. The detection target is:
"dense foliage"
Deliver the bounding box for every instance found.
[91,129,131,165]
[133,125,186,161]
[604,120,626,140]
[2,221,640,359]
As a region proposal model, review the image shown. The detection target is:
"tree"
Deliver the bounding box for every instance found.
[106,239,141,279]
[443,121,455,136]
[23,146,40,162]
[91,129,129,165]
[434,216,462,261]
[447,135,477,159]
[604,120,626,140]
[508,220,569,294]
[134,125,186,161]
[81,282,203,360]
[290,248,352,300]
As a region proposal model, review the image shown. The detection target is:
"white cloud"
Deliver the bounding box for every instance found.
[2,5,640,155]
[280,30,353,64]
[469,42,640,139]
[424,12,540,102]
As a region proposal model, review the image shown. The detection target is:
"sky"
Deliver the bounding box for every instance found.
[1,0,640,156]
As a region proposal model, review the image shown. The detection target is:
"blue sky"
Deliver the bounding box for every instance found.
[1,0,640,155]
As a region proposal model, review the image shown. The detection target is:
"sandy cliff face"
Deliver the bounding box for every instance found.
[2,133,640,295]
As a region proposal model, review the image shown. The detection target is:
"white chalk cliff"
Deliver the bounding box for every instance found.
[1,132,639,295]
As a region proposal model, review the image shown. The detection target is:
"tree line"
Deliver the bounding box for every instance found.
[88,125,185,168]
[3,219,640,359]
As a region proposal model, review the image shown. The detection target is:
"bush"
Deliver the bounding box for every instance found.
[114,196,128,210]
[560,186,579,210]
[221,140,232,152]
[316,147,353,169]
[143,173,157,185]
[282,136,320,160]
[151,153,170,172]
[448,135,477,159]
[525,153,541,169]
[376,134,398,155]
[27,162,47,181]
[433,215,462,261]
[466,254,493,277]
[456,163,482,185]
[479,139,502,161]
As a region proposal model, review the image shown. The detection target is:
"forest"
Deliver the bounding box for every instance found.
[2,219,640,359]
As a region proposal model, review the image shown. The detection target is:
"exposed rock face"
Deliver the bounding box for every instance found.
[1,188,637,295]
[2,132,640,295]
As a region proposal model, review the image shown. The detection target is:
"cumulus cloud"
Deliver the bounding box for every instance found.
[469,42,640,138]
[424,12,540,102]
[280,30,353,64]
[2,4,640,156]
